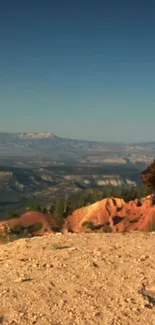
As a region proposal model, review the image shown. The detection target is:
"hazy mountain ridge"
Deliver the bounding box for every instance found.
[0,132,154,164]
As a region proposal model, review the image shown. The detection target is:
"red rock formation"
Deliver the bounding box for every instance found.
[0,211,59,238]
[1,197,155,241]
[62,196,155,233]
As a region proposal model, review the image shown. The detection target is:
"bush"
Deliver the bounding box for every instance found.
[102,221,113,233]
[82,221,95,230]
[8,212,20,219]
[148,215,155,232]
[12,224,24,233]
[12,223,43,236]
[27,223,43,232]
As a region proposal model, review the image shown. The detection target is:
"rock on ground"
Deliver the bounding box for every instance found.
[0,232,155,324]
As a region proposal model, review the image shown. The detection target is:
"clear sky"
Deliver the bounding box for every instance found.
[0,0,155,142]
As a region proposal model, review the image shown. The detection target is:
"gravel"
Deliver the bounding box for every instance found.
[0,232,155,324]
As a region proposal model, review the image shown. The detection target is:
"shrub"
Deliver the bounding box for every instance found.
[12,223,43,236]
[102,221,113,233]
[8,212,20,219]
[148,216,155,232]
[26,223,43,232]
[82,221,95,230]
[51,243,71,250]
[12,224,24,233]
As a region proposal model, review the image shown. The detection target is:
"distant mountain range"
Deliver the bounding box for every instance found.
[0,132,154,165]
[0,132,153,218]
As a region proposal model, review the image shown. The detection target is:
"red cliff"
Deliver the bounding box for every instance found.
[62,196,155,233]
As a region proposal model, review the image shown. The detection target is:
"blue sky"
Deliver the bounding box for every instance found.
[0,0,155,141]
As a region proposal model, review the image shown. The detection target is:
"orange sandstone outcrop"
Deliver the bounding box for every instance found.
[1,196,155,241]
[62,196,155,233]
[0,211,59,238]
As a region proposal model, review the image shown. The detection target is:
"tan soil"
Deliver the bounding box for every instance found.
[0,232,155,325]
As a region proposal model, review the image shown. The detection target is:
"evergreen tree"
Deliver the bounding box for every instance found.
[27,204,42,212]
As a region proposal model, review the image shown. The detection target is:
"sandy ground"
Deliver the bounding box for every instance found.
[0,232,155,325]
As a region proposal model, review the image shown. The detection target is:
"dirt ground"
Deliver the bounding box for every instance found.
[0,232,155,325]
